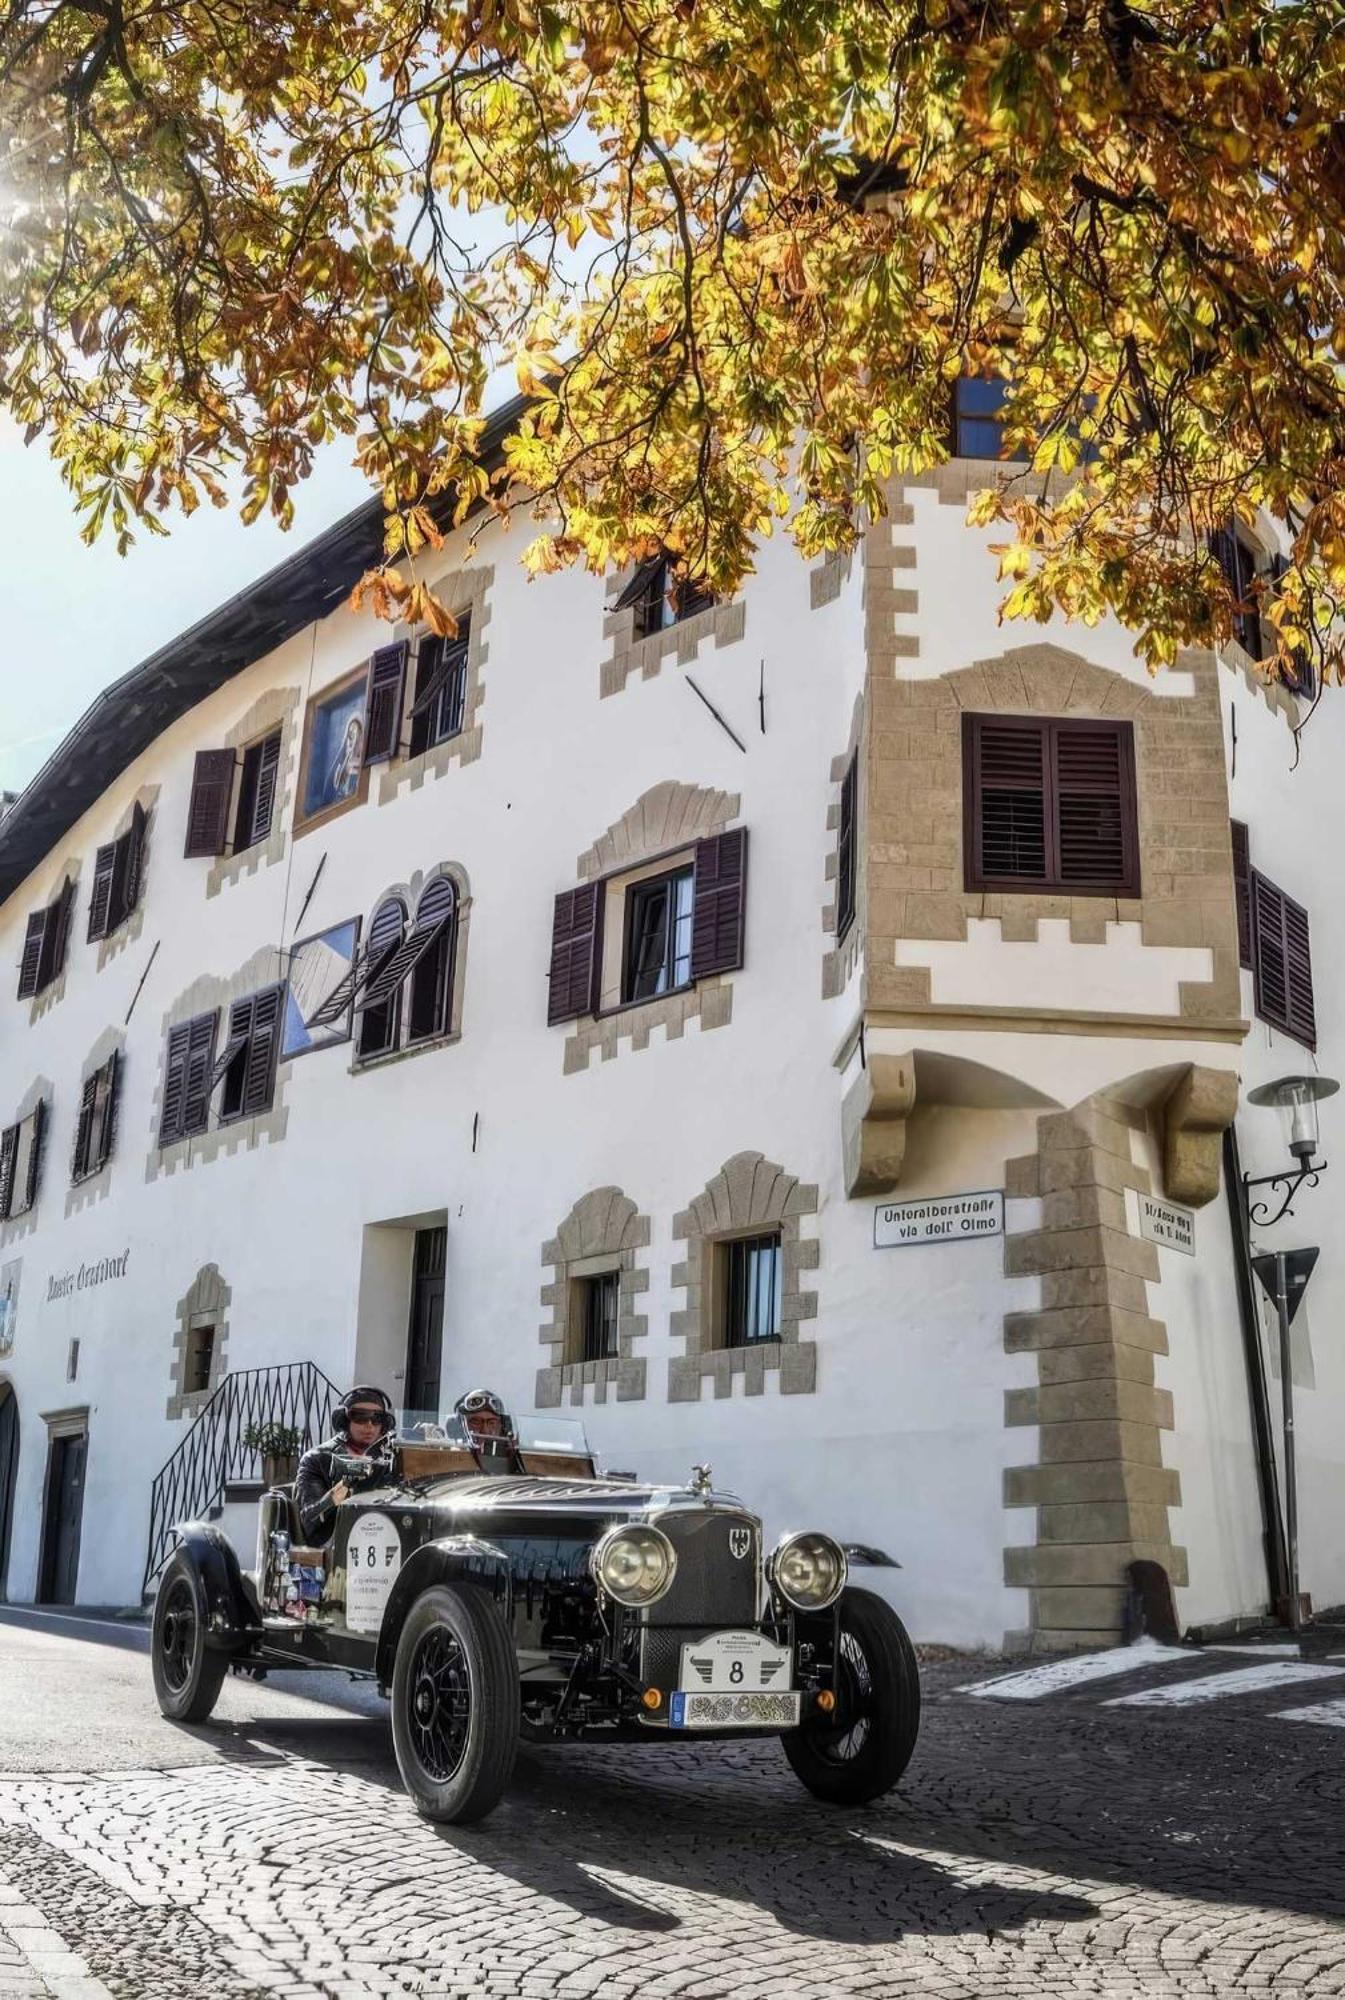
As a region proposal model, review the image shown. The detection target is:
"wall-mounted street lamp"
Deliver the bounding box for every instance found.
[1244,1074,1339,1227]
[1244,1072,1338,1635]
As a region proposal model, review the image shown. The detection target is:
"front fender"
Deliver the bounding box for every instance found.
[170,1523,264,1652]
[374,1536,513,1686]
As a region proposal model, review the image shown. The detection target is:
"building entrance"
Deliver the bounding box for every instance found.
[405,1226,447,1420]
[0,1385,17,1600]
[38,1425,87,1605]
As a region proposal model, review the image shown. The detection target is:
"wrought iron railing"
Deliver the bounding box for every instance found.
[143,1361,339,1595]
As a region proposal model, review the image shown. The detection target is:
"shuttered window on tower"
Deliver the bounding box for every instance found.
[88,805,147,942]
[1250,871,1316,1050]
[963,715,1140,897]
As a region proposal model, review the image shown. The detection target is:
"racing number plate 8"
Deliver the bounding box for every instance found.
[678,1629,792,1695]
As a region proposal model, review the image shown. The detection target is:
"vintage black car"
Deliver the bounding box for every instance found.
[150,1414,920,1823]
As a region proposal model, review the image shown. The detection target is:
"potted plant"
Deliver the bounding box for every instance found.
[243,1420,303,1489]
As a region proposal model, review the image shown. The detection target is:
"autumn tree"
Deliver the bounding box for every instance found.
[2,0,1345,677]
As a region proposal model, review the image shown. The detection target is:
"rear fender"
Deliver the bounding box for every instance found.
[170,1523,264,1652]
[375,1536,513,1685]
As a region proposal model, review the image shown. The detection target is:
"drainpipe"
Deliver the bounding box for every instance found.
[1222,1123,1289,1613]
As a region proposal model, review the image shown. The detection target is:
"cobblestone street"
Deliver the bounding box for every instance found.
[0,1612,1341,1998]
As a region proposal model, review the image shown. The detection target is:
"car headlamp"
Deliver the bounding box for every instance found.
[767,1531,847,1612]
[590,1524,677,1608]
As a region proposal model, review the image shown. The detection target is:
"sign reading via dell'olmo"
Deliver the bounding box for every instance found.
[873,1190,1004,1250]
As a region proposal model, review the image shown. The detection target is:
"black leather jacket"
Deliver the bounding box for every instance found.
[294,1436,393,1546]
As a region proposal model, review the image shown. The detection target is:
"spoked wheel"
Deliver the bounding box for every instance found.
[391,1584,518,1823]
[784,1586,921,1805]
[151,1553,229,1723]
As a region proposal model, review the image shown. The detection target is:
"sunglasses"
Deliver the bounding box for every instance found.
[348,1408,385,1425]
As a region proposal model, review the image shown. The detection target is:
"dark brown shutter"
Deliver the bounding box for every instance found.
[0,1126,16,1218]
[94,1052,121,1173]
[1252,871,1316,1049]
[1231,820,1251,969]
[17,911,45,999]
[38,880,74,987]
[547,884,603,1025]
[690,827,749,980]
[88,844,116,942]
[181,1013,219,1136]
[360,885,456,1014]
[72,1072,98,1182]
[251,732,281,841]
[213,996,255,1098]
[241,986,283,1114]
[836,756,857,939]
[965,715,1049,888]
[185,749,235,858]
[160,1023,192,1143]
[363,642,409,764]
[1054,722,1139,894]
[24,1099,46,1212]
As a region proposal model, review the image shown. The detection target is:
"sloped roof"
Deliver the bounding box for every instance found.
[0,395,527,906]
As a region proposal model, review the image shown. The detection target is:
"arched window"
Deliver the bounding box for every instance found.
[406,876,458,1044]
[356,896,407,1060]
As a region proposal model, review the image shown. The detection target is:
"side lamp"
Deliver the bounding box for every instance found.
[1244,1074,1339,1227]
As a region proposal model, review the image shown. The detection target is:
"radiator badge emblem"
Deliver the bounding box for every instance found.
[729,1527,751,1561]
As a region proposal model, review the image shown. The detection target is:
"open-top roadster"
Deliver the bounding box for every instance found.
[151,1413,920,1823]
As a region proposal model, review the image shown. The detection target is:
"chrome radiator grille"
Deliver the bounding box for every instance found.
[640,1508,760,1688]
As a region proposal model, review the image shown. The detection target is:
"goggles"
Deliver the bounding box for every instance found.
[459,1391,504,1416]
[347,1406,387,1426]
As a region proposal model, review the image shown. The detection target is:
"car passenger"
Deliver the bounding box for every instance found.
[454,1388,515,1447]
[294,1385,396,1547]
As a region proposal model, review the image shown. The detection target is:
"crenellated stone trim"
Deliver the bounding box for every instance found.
[600,575,746,699]
[810,548,854,609]
[576,781,740,881]
[205,688,301,899]
[96,787,160,970]
[64,1027,127,1219]
[167,1263,232,1421]
[822,694,866,1000]
[1001,1093,1189,1652]
[147,947,292,1183]
[377,563,492,802]
[562,977,732,1074]
[535,1188,651,1409]
[669,1152,819,1401]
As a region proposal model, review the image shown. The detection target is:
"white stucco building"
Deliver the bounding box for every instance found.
[0,400,1339,1650]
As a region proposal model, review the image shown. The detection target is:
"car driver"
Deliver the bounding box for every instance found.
[294,1385,396,1546]
[454,1388,515,1450]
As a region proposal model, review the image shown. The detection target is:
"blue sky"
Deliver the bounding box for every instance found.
[0,417,372,797]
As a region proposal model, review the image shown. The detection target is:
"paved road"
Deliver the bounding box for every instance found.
[0,1608,1341,1997]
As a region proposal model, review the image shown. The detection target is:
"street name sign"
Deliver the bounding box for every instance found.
[1138,1193,1195,1257]
[874,1189,1004,1250]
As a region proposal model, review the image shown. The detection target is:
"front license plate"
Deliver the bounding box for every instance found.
[679,1629,792,1694]
[669,1690,801,1730]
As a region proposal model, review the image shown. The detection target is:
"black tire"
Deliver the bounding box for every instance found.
[390,1584,519,1824]
[784,1586,921,1806]
[151,1553,229,1723]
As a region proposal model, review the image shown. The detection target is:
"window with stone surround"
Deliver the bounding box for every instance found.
[835,755,857,940]
[951,376,1028,462]
[670,1152,818,1401]
[616,553,715,640]
[0,1101,46,1222]
[328,875,462,1065]
[167,1264,230,1418]
[548,830,746,1026]
[216,985,284,1123]
[408,625,470,754]
[537,1189,650,1407]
